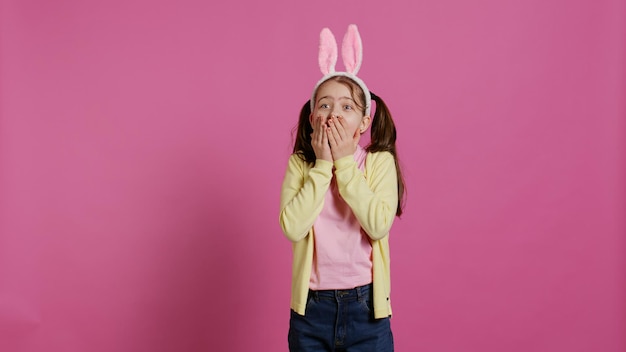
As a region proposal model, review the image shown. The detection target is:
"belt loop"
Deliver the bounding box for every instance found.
[356,285,363,301]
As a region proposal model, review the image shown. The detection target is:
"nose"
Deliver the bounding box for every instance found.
[330,105,342,118]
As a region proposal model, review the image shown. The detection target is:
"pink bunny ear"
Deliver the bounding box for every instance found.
[318,28,338,75]
[341,24,363,74]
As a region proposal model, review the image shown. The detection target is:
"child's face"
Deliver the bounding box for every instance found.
[310,80,370,136]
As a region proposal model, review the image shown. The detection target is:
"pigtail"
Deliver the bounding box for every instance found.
[292,100,316,164]
[367,92,406,216]
[367,93,396,154]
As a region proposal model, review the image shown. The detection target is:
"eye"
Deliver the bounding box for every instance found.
[319,103,330,109]
[343,104,353,110]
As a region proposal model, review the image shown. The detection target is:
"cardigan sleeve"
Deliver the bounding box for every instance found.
[333,152,398,240]
[279,154,333,242]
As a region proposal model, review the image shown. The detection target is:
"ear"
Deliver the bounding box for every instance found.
[359,115,371,134]
[319,28,338,75]
[341,24,363,75]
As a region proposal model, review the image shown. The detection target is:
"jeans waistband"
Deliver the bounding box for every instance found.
[309,283,372,302]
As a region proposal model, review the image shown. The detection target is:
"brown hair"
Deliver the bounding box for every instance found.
[292,76,406,216]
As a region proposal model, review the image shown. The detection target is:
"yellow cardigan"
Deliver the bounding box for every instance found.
[279,151,398,319]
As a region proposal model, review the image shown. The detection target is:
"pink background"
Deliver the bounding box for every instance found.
[1,0,624,351]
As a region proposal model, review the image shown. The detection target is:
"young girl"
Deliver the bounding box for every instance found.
[279,25,405,352]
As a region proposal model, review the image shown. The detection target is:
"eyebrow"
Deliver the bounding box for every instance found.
[317,96,355,103]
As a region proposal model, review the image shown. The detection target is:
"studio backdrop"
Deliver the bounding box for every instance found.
[0,0,624,351]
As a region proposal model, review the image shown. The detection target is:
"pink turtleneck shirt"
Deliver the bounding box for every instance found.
[309,145,373,290]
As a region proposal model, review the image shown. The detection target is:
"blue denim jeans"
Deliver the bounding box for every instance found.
[288,283,394,352]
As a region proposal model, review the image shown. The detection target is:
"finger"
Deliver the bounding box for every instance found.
[334,116,350,141]
[326,125,337,148]
[312,120,321,150]
[315,116,323,143]
[337,115,345,124]
[328,116,342,142]
[318,115,327,138]
[336,115,348,132]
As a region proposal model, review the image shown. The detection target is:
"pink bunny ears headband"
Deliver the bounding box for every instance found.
[311,24,371,116]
